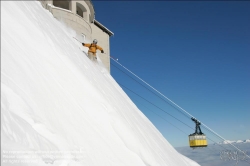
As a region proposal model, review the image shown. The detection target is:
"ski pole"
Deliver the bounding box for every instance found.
[73,37,82,43]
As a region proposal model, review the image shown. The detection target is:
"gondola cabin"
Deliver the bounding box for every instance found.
[189,117,207,148]
[189,134,207,148]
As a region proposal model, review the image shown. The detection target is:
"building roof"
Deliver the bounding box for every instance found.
[94,20,114,37]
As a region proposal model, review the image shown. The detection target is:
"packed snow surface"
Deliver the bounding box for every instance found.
[1,1,199,166]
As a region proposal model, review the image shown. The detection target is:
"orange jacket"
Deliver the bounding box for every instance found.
[82,43,103,56]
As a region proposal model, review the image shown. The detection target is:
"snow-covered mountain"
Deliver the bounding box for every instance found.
[216,139,250,145]
[1,1,199,166]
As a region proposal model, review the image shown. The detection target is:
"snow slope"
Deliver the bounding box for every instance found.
[1,1,199,166]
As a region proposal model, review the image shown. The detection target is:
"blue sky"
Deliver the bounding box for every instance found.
[93,1,250,147]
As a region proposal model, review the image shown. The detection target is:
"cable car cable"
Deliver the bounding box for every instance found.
[130,94,190,136]
[118,82,193,130]
[119,81,225,146]
[111,62,190,119]
[110,57,193,118]
[112,61,248,155]
[118,79,250,164]
[115,66,250,164]
[110,57,250,159]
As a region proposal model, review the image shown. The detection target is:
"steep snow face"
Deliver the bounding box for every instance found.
[1,1,199,166]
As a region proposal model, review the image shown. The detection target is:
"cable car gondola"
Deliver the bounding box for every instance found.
[189,117,207,148]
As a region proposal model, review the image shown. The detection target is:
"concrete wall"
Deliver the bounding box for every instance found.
[40,0,92,40]
[39,0,112,72]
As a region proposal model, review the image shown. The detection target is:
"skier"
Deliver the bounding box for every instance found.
[82,39,104,61]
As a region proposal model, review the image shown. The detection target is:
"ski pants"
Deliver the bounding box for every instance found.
[87,52,97,62]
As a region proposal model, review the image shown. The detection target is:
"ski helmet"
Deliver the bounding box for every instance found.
[93,39,98,44]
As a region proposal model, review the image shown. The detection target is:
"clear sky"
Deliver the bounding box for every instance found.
[92,1,250,147]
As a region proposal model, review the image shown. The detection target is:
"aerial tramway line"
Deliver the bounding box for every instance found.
[110,58,207,148]
[109,56,250,159]
[119,81,207,148]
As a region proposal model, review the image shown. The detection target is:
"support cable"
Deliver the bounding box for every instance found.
[119,81,250,165]
[111,63,190,119]
[119,82,193,130]
[110,57,250,159]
